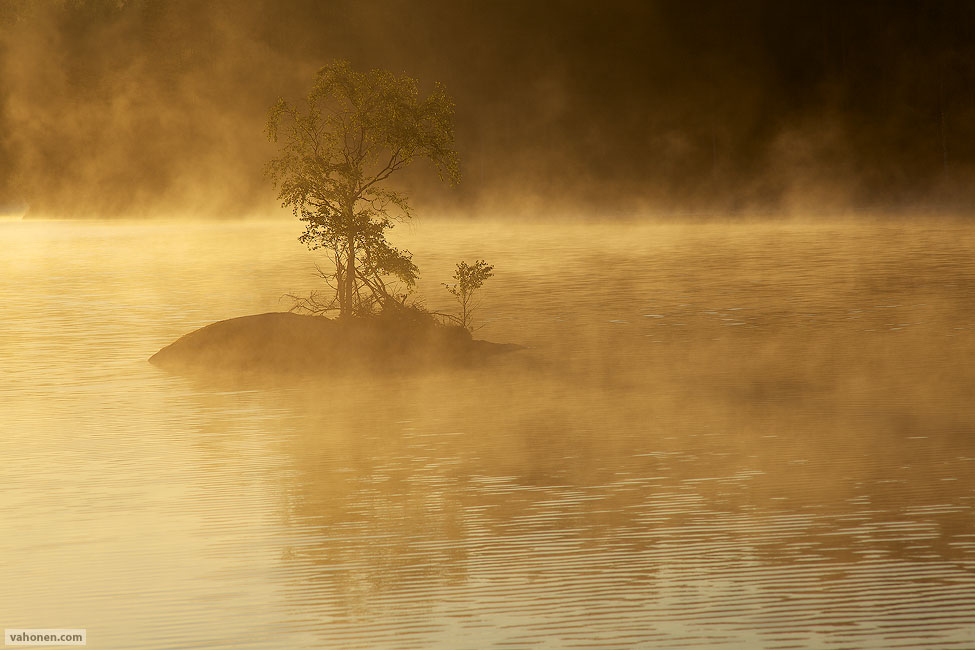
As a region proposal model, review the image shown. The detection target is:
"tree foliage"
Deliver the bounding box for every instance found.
[443,260,494,331]
[266,60,460,317]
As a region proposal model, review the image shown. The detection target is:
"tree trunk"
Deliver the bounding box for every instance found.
[344,252,355,316]
[335,255,345,313]
[344,209,356,318]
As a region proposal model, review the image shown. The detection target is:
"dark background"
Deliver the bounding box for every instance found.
[3,0,975,218]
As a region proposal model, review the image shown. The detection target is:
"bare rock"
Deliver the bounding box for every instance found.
[149,312,522,375]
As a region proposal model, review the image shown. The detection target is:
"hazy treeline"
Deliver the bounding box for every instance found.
[3,0,975,218]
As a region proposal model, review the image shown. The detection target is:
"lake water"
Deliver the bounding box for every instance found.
[1,218,974,649]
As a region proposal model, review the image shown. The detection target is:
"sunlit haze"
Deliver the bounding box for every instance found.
[2,2,975,649]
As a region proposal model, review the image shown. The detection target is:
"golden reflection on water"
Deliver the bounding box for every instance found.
[1,219,974,648]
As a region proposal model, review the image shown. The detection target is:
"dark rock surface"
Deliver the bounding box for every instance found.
[149,312,523,375]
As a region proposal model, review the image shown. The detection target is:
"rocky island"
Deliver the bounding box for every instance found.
[149,311,523,375]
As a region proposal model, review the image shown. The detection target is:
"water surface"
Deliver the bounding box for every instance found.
[1,219,974,648]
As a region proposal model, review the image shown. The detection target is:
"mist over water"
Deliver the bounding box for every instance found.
[1,218,973,648]
[4,1,975,646]
[6,1,975,218]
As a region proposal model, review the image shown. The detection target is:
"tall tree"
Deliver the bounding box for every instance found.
[266,60,459,317]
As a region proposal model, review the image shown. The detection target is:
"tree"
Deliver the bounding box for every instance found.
[266,60,460,318]
[443,260,494,331]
